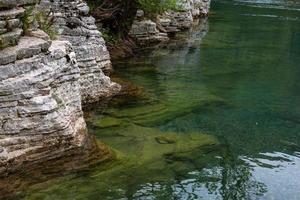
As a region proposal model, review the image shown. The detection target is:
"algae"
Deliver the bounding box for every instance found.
[23,125,220,200]
[92,116,124,128]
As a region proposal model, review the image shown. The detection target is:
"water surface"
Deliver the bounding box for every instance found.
[23,0,300,199]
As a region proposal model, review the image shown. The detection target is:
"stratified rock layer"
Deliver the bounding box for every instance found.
[130,0,211,45]
[40,0,121,104]
[0,37,112,196]
[130,18,169,45]
[0,1,113,197]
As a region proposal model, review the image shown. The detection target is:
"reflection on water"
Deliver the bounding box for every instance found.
[232,0,300,11]
[21,0,300,199]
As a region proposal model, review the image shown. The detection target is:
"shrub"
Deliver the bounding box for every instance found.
[21,6,35,35]
[21,6,57,39]
[137,0,180,15]
[35,10,57,40]
[101,28,117,45]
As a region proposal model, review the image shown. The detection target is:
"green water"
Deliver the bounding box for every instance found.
[23,0,300,199]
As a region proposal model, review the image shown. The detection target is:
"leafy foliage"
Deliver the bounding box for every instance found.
[21,6,57,39]
[137,0,180,15]
[101,28,117,45]
[35,10,57,40]
[21,6,35,35]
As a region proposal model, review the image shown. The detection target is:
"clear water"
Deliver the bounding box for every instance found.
[23,0,300,199]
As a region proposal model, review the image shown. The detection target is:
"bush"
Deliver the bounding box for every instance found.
[101,28,117,45]
[137,0,180,15]
[35,10,57,40]
[21,6,35,35]
[22,6,57,40]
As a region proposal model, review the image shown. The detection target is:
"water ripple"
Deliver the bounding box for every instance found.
[242,13,300,21]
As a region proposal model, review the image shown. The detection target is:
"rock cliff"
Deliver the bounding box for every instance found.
[40,0,121,104]
[0,0,112,196]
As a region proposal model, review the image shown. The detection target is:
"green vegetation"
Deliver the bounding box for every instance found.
[35,11,57,40]
[21,6,35,35]
[137,0,180,15]
[21,6,57,39]
[101,28,117,45]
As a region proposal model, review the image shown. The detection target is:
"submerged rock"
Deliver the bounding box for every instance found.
[155,135,177,144]
[105,93,225,126]
[21,124,220,199]
[93,124,219,168]
[92,116,124,129]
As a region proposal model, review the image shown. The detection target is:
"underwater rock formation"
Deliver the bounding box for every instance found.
[40,0,121,104]
[19,123,220,199]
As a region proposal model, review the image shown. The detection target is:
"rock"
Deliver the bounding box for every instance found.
[94,124,219,179]
[0,28,22,49]
[0,1,114,197]
[39,0,121,104]
[155,136,177,144]
[136,9,144,18]
[166,10,194,30]
[157,15,180,33]
[0,47,17,65]
[28,29,51,41]
[6,18,20,30]
[130,0,211,45]
[92,116,123,128]
[0,7,25,20]
[193,0,211,17]
[0,0,38,8]
[0,35,51,64]
[0,39,78,162]
[0,28,7,34]
[77,3,90,16]
[0,38,112,197]
[129,19,169,45]
[0,20,6,29]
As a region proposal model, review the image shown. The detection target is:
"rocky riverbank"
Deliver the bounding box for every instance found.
[129,0,210,45]
[0,0,116,197]
[0,0,211,198]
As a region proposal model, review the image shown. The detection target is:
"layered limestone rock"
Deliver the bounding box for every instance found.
[192,0,211,17]
[0,7,24,49]
[40,0,121,104]
[1,39,81,170]
[0,1,113,197]
[130,0,211,45]
[129,10,169,46]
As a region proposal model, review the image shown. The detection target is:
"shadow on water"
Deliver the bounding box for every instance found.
[20,0,300,199]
